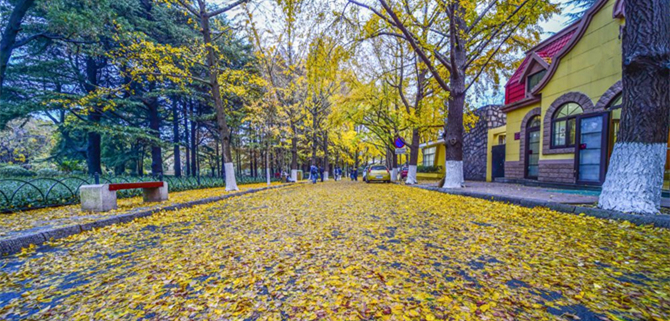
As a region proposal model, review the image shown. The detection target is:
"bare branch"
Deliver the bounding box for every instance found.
[207,0,250,18]
[378,0,451,92]
[176,0,200,16]
[466,0,498,34]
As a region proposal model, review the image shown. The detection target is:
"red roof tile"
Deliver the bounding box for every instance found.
[504,29,577,105]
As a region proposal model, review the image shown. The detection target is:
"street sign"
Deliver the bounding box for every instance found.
[395,148,407,154]
[394,137,406,149]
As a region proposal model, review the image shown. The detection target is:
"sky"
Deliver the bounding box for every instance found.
[540,0,577,38]
[217,0,578,106]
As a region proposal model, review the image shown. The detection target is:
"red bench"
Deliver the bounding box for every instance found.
[80,181,168,212]
[108,181,164,191]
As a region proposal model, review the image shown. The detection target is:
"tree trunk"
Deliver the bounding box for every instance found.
[598,0,670,214]
[249,148,254,177]
[198,2,238,190]
[190,103,197,177]
[0,0,35,97]
[323,132,329,180]
[406,128,420,184]
[184,100,190,176]
[290,122,299,181]
[442,3,467,189]
[172,99,182,177]
[147,95,163,176]
[391,147,398,181]
[84,57,102,176]
[266,141,271,186]
[311,116,318,166]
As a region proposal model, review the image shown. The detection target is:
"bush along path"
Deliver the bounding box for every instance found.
[0,182,291,255]
[0,181,669,320]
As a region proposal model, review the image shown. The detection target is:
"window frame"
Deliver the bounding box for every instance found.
[422,147,436,167]
[550,103,583,149]
[527,70,547,93]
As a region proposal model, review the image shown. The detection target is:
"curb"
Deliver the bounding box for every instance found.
[412,185,670,229]
[0,183,297,256]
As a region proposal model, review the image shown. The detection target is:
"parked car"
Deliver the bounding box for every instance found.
[365,164,391,183]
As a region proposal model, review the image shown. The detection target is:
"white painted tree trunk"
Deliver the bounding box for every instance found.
[324,171,329,181]
[405,165,418,185]
[391,168,398,181]
[224,163,239,191]
[291,169,298,182]
[266,168,271,186]
[599,142,666,214]
[442,160,464,189]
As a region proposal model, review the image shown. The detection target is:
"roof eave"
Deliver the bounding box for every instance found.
[501,96,542,113]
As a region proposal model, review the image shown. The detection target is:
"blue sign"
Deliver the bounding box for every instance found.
[394,137,406,149]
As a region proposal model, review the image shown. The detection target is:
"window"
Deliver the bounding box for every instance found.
[551,103,583,148]
[527,70,547,91]
[497,135,506,145]
[371,165,386,171]
[528,115,541,129]
[608,93,622,109]
[423,147,436,167]
[607,93,623,148]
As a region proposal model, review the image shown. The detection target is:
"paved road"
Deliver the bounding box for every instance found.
[1,182,669,320]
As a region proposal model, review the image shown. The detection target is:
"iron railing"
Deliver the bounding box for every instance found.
[0,175,280,213]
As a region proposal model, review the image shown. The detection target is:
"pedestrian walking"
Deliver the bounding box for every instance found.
[310,165,319,184]
[319,166,324,182]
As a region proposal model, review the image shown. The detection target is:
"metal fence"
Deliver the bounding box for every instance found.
[0,175,280,213]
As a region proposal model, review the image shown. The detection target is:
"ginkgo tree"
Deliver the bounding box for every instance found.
[304,35,351,180]
[347,0,558,188]
[157,0,250,190]
[243,0,316,182]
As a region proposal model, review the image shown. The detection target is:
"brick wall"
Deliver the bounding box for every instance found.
[504,161,524,179]
[538,160,576,183]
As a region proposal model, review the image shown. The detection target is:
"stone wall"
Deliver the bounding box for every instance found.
[463,105,506,180]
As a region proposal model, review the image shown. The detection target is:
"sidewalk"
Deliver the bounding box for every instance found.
[418,180,670,207]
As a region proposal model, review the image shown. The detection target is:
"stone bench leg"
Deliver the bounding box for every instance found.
[80,184,117,212]
[143,182,168,202]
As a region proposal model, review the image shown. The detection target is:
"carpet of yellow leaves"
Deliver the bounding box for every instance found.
[0,181,669,320]
[0,182,285,239]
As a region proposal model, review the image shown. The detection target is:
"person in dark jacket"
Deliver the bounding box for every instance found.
[319,166,324,182]
[310,165,319,184]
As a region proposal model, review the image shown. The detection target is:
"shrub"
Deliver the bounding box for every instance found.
[35,168,64,177]
[417,165,442,173]
[0,165,36,177]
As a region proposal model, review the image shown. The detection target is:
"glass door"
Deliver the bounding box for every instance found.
[575,112,609,185]
[526,130,540,179]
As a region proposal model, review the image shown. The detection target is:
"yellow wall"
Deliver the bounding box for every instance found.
[504,103,540,162]
[486,125,507,181]
[538,0,623,161]
[421,142,446,174]
[492,0,623,167]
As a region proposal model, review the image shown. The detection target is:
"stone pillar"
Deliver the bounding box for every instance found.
[143,182,169,202]
[80,184,117,212]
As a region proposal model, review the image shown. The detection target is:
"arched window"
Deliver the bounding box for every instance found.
[528,115,541,128]
[551,103,583,148]
[607,93,622,109]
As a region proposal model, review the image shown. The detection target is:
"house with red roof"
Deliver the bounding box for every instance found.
[485,0,669,189]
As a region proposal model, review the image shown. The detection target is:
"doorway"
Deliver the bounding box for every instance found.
[492,144,505,179]
[525,116,541,179]
[575,112,609,185]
